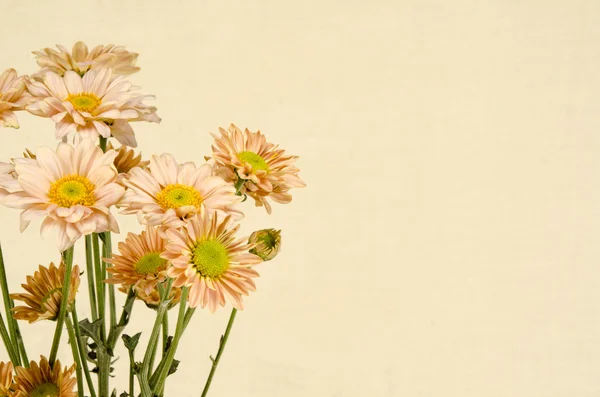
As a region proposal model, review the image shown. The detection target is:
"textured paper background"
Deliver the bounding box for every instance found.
[1,1,600,396]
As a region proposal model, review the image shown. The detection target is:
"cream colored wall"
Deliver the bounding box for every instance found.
[1,0,600,396]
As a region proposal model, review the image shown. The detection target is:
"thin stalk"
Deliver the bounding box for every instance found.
[139,302,169,397]
[106,288,136,352]
[0,243,24,366]
[99,137,108,152]
[65,316,84,397]
[101,232,116,330]
[72,308,97,397]
[49,245,74,366]
[200,308,238,397]
[127,349,135,397]
[97,349,110,397]
[162,313,169,357]
[0,312,19,364]
[92,234,106,341]
[85,235,98,321]
[153,287,190,394]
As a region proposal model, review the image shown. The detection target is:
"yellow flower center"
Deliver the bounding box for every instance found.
[155,184,202,210]
[192,239,229,278]
[31,382,59,397]
[48,175,96,208]
[66,92,101,113]
[238,151,269,172]
[135,252,167,275]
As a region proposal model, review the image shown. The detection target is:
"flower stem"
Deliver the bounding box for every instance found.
[71,308,97,397]
[0,311,19,364]
[101,232,117,331]
[65,315,84,397]
[153,287,191,394]
[99,137,108,152]
[0,242,27,366]
[162,312,169,357]
[200,308,238,397]
[85,235,98,321]
[106,287,136,352]
[49,245,74,366]
[127,349,135,397]
[92,233,106,341]
[139,301,169,397]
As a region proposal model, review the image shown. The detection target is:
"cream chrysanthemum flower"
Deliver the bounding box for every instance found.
[11,262,80,323]
[2,139,124,251]
[105,226,168,294]
[119,154,242,230]
[33,41,140,77]
[107,142,148,175]
[209,124,306,214]
[162,213,262,312]
[0,68,32,128]
[13,356,76,397]
[26,69,160,147]
[0,361,14,396]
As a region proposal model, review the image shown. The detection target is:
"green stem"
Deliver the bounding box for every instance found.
[162,313,169,357]
[49,245,74,366]
[200,308,238,397]
[128,349,135,397]
[153,287,190,394]
[106,288,136,352]
[0,312,19,364]
[99,136,108,152]
[139,302,169,397]
[101,232,116,331]
[0,243,26,366]
[97,349,110,397]
[71,308,97,397]
[85,235,98,321]
[65,316,84,397]
[92,234,106,341]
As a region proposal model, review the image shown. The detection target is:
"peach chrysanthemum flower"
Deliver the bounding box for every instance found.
[33,41,140,78]
[119,284,182,310]
[119,154,242,230]
[11,262,80,323]
[105,226,168,294]
[26,69,160,147]
[13,356,76,397]
[2,139,124,251]
[162,213,262,312]
[0,68,32,129]
[209,124,305,214]
[0,361,15,396]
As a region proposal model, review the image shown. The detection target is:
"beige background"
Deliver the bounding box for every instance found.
[1,0,600,396]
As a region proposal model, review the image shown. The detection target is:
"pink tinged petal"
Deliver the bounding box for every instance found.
[56,223,74,252]
[66,222,81,241]
[87,165,117,188]
[35,146,64,180]
[77,216,97,236]
[107,212,120,233]
[110,120,137,147]
[149,154,177,186]
[63,71,84,94]
[40,216,56,238]
[17,174,50,200]
[0,111,19,128]
[45,72,69,99]
[95,183,125,207]
[92,121,111,138]
[56,121,78,140]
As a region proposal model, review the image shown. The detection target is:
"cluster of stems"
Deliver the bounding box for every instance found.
[0,137,243,396]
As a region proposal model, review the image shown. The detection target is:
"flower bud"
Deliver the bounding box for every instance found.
[248,229,282,261]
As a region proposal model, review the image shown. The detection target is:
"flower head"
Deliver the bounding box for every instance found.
[107,142,148,175]
[105,226,168,294]
[209,124,305,214]
[33,41,140,77]
[0,68,32,128]
[26,69,159,147]
[248,229,281,261]
[11,262,80,323]
[0,361,14,396]
[120,284,182,310]
[162,213,262,312]
[119,154,242,230]
[2,139,124,251]
[13,356,76,397]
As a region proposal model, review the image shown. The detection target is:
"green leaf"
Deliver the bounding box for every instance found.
[122,332,142,351]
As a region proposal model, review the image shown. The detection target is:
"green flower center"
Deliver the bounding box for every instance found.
[66,92,101,113]
[48,175,96,208]
[135,252,167,275]
[155,184,203,210]
[238,151,269,172]
[192,239,229,278]
[31,382,59,397]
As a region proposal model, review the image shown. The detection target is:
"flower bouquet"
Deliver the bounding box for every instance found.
[0,41,305,397]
